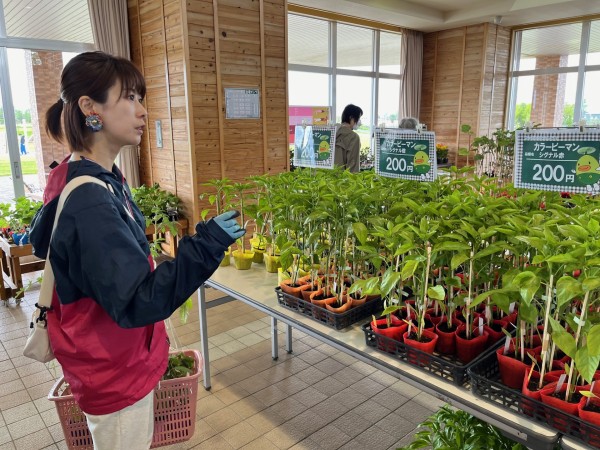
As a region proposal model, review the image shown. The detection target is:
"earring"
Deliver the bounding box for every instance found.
[85,112,103,132]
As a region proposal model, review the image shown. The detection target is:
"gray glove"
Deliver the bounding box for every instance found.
[213,210,245,240]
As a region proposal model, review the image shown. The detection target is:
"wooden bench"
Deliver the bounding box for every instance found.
[0,237,45,301]
[145,218,189,258]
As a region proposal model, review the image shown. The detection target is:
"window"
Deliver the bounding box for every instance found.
[288,15,329,67]
[507,20,600,129]
[287,13,402,156]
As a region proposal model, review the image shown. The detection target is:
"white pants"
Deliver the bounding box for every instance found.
[84,390,154,450]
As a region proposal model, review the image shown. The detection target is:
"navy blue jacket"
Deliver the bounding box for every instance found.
[30,158,234,328]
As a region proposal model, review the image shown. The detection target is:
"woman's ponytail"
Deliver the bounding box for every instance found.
[45,99,64,143]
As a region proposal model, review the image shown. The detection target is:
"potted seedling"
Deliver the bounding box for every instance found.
[230,182,255,270]
[200,177,233,266]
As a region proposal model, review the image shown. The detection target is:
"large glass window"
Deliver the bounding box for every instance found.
[287,13,403,161]
[288,15,329,67]
[508,19,600,129]
[337,24,373,71]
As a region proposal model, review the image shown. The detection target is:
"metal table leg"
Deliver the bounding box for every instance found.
[271,317,279,360]
[285,324,293,353]
[197,284,211,390]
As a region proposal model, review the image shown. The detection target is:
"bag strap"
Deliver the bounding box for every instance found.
[37,176,111,308]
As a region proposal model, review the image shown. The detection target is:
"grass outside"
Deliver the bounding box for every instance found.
[0,155,38,176]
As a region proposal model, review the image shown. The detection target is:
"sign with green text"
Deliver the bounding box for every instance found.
[375,130,437,181]
[293,125,336,169]
[514,129,600,193]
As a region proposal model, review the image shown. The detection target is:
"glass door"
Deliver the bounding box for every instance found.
[0,47,25,201]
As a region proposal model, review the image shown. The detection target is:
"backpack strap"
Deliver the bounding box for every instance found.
[37,176,110,309]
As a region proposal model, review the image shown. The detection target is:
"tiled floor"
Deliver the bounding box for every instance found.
[0,272,445,450]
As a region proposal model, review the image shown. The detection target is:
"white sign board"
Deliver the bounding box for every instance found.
[225,88,260,119]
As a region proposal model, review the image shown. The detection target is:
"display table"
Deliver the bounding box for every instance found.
[0,237,45,300]
[197,266,560,449]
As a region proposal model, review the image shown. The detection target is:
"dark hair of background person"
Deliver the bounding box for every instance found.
[399,117,419,129]
[45,51,146,153]
[341,104,363,124]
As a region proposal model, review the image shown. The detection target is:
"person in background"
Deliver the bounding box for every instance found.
[29,51,245,450]
[19,134,26,154]
[399,117,419,130]
[334,104,363,173]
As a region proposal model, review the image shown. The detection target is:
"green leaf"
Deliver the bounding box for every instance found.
[531,255,546,265]
[546,253,580,264]
[549,317,576,359]
[380,268,402,298]
[558,224,589,241]
[451,253,469,271]
[427,285,446,301]
[582,277,600,292]
[589,218,600,234]
[575,347,600,384]
[518,301,539,324]
[402,259,420,280]
[555,276,582,307]
[436,242,471,252]
[511,271,540,305]
[588,325,600,356]
[352,222,369,246]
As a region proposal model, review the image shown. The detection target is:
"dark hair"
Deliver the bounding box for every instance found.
[341,104,363,124]
[45,51,146,152]
[399,117,419,130]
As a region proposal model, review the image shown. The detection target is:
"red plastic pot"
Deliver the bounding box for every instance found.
[578,396,600,448]
[455,325,489,364]
[426,308,444,326]
[280,279,309,299]
[522,370,557,417]
[540,383,585,433]
[484,319,509,344]
[434,322,457,355]
[372,317,408,352]
[496,344,542,389]
[403,329,439,367]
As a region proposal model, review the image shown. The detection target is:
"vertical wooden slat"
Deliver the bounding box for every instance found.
[180,0,199,225]
[213,0,225,179]
[160,0,177,195]
[259,0,268,173]
[284,0,290,172]
[456,28,466,165]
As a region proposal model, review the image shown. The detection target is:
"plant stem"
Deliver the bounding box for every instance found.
[565,290,590,402]
[538,273,554,389]
[466,250,474,339]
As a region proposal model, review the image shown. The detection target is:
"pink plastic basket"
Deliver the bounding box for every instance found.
[48,349,202,450]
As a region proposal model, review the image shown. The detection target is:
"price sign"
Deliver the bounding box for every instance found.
[514,129,600,193]
[293,125,336,169]
[375,130,437,181]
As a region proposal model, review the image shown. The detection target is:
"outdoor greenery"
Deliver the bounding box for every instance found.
[0,156,38,176]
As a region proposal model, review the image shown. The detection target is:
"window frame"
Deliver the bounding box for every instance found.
[507,19,600,130]
[288,13,403,144]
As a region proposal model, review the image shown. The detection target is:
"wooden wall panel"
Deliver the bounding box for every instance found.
[130,0,288,225]
[421,24,511,166]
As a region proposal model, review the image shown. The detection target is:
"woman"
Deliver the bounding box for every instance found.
[30,51,244,450]
[334,104,363,173]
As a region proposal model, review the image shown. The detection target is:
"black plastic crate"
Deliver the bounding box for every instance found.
[361,322,502,386]
[468,349,600,448]
[275,287,383,330]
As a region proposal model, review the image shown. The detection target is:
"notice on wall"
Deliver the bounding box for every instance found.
[514,129,600,193]
[375,130,437,181]
[293,125,336,169]
[289,106,331,144]
[225,88,260,119]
